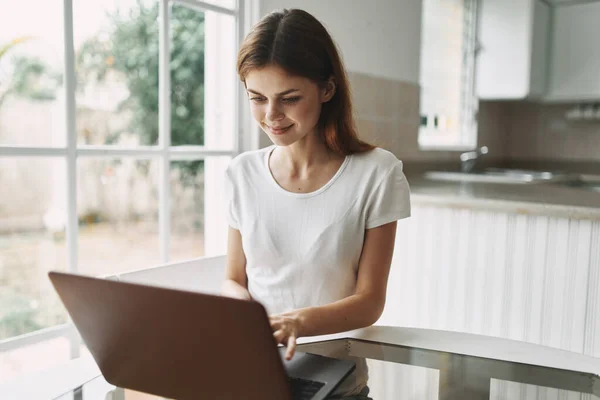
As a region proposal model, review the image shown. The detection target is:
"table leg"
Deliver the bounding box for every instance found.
[106,387,126,400]
[438,356,490,400]
[72,386,83,400]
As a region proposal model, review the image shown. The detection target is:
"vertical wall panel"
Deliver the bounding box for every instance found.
[584,221,600,358]
[506,214,528,341]
[378,204,599,400]
[526,215,549,345]
[541,217,567,349]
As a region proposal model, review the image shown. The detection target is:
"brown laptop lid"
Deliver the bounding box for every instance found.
[49,271,292,400]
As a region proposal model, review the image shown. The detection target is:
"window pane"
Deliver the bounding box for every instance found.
[0,158,68,340]
[0,0,65,147]
[170,157,229,260]
[77,158,159,276]
[0,336,70,384]
[418,0,478,148]
[419,0,464,141]
[74,0,159,146]
[170,5,236,149]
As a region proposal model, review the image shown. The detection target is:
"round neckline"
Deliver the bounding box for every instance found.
[263,146,351,198]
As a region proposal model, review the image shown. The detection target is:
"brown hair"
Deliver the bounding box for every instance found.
[237,9,374,155]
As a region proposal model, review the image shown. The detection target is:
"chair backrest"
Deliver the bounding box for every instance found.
[115,255,226,295]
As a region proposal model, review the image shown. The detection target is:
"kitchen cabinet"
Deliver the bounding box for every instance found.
[476,0,550,100]
[544,2,600,102]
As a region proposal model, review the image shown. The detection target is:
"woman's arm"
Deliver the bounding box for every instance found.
[271,221,397,359]
[221,227,252,300]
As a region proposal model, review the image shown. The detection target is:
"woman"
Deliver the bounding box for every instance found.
[222,8,411,398]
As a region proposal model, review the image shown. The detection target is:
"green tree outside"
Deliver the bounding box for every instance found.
[77,1,206,179]
[0,37,62,109]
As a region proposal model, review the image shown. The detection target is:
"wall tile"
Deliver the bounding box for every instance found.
[507,103,600,161]
[348,71,507,163]
[350,71,600,164]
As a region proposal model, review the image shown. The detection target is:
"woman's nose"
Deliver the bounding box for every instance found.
[266,103,284,121]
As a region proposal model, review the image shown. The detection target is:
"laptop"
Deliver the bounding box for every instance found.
[48,271,355,400]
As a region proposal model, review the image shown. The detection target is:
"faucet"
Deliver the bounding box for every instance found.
[460,146,488,173]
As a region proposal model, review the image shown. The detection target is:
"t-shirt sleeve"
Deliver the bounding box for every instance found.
[365,161,411,229]
[224,167,240,230]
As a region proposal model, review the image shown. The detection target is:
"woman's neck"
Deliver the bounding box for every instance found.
[273,135,339,177]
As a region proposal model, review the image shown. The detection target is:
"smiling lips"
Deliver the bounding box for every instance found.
[266,124,293,135]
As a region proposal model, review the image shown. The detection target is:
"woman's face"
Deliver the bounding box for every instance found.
[244,64,333,147]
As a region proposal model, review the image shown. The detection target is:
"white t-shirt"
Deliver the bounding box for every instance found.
[224,145,411,394]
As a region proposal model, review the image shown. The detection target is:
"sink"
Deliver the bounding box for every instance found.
[425,171,534,184]
[555,174,600,193]
[424,168,570,184]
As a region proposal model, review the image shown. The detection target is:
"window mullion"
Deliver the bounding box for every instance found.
[235,0,244,154]
[0,147,67,157]
[159,0,172,263]
[462,0,479,148]
[237,0,261,153]
[63,0,80,359]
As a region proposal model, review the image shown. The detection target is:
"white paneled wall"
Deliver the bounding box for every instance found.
[373,204,600,400]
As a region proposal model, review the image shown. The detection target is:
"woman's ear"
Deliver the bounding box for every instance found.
[321,77,336,103]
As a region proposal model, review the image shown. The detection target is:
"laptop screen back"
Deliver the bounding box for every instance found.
[49,271,292,400]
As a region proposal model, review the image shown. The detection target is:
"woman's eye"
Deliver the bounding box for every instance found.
[282,97,301,104]
[250,97,266,103]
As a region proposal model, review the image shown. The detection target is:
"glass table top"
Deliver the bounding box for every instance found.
[54,338,600,400]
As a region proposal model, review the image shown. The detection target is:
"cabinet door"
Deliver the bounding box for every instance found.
[545,2,600,102]
[476,0,549,100]
[529,0,551,97]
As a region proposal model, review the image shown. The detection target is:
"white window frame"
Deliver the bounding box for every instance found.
[0,0,259,357]
[418,0,479,151]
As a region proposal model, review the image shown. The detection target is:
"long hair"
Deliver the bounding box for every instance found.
[237,9,374,155]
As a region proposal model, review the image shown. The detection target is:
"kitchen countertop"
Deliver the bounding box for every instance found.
[406,173,600,220]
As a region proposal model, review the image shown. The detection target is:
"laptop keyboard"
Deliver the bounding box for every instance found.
[289,377,326,400]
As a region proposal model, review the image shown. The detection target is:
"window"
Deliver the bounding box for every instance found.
[418,0,479,150]
[0,0,253,382]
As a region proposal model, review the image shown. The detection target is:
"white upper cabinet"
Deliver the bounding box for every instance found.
[476,0,550,100]
[544,2,600,102]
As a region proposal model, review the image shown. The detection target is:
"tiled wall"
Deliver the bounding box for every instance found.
[349,71,600,164]
[347,71,508,164]
[259,71,600,164]
[505,102,600,162]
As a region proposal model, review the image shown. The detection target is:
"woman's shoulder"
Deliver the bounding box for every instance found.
[351,147,403,174]
[227,146,272,177]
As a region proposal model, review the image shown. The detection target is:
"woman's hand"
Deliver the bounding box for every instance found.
[269,312,303,360]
